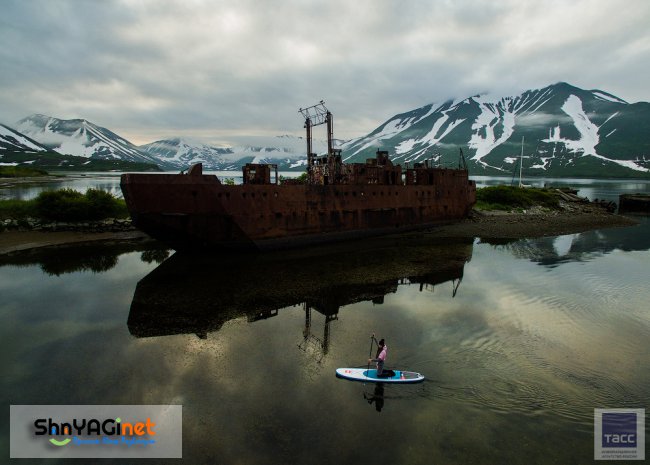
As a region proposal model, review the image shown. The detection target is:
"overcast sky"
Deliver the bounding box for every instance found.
[1,0,649,146]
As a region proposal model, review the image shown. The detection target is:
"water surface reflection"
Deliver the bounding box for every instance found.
[1,225,649,464]
[482,216,650,267]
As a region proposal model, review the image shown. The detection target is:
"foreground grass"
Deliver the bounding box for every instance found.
[0,188,128,222]
[475,185,560,211]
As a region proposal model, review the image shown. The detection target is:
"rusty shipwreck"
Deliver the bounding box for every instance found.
[120,103,476,251]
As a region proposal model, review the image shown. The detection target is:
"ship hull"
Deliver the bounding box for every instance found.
[121,171,476,251]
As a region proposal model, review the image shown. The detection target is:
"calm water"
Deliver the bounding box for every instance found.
[1,218,649,464]
[3,172,650,204]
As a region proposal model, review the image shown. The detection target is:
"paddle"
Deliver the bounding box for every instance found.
[366,333,375,377]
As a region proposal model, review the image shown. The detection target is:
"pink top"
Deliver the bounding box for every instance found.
[377,344,387,362]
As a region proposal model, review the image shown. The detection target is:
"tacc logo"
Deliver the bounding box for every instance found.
[602,412,637,448]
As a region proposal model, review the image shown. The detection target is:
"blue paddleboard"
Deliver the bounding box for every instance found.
[336,368,424,384]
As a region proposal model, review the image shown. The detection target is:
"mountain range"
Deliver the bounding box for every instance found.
[138,135,326,171]
[2,82,649,177]
[341,82,650,177]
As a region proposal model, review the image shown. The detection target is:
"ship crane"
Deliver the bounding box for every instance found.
[299,100,334,155]
[299,101,339,183]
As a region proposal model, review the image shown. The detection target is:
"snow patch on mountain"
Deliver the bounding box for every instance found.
[530,157,552,170]
[599,112,619,128]
[395,138,417,154]
[345,118,411,157]
[420,108,466,147]
[560,94,599,156]
[591,90,627,104]
[468,97,516,166]
[0,124,46,151]
[542,95,648,172]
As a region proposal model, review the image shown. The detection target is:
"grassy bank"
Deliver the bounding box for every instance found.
[0,188,128,223]
[0,166,49,177]
[475,186,560,211]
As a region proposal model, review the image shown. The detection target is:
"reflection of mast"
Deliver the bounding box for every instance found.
[452,277,462,297]
[298,302,338,362]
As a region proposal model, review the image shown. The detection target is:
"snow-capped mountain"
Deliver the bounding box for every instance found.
[139,138,233,170]
[15,114,167,167]
[342,82,650,177]
[140,135,327,171]
[0,123,51,153]
[7,82,649,177]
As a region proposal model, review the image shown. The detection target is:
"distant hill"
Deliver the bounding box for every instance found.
[341,82,650,178]
[1,123,160,172]
[14,114,167,168]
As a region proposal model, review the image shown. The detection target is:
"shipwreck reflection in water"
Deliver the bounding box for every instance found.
[127,235,474,358]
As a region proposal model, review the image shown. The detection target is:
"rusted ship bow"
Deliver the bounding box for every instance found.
[121,103,476,251]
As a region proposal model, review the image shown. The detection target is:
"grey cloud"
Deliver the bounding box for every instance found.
[1,0,649,146]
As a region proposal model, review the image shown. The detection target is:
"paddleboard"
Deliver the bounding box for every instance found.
[336,368,424,384]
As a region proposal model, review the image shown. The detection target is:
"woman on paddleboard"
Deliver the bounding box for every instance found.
[368,337,387,376]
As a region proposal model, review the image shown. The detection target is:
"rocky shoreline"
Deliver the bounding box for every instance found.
[427,201,639,240]
[1,217,135,233]
[0,201,641,256]
[0,218,149,256]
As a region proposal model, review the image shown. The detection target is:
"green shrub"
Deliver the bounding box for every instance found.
[280,172,308,184]
[34,188,126,221]
[475,186,559,211]
[113,198,130,219]
[85,189,120,217]
[35,189,87,221]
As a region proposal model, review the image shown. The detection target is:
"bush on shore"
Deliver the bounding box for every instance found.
[280,173,309,185]
[0,188,128,222]
[475,186,560,211]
